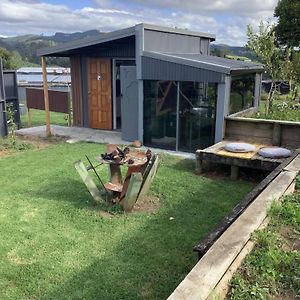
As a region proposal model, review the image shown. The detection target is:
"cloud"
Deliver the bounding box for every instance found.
[0,0,278,46]
[108,0,278,16]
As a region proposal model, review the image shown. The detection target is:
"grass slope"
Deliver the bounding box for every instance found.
[0,142,252,299]
[229,179,300,299]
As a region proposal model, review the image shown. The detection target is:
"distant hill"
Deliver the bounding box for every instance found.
[0,30,102,67]
[210,44,258,62]
[0,29,258,68]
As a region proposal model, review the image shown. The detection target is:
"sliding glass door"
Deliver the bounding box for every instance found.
[143,80,217,152]
[144,81,177,150]
[178,82,217,151]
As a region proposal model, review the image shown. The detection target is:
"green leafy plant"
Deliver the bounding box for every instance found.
[229,188,300,299]
[0,105,32,152]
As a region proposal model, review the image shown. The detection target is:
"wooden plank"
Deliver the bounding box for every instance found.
[169,170,297,300]
[74,160,104,203]
[198,151,281,171]
[207,218,269,300]
[226,115,300,127]
[70,56,83,126]
[283,154,300,172]
[225,133,273,145]
[137,155,159,201]
[193,151,298,256]
[272,123,281,146]
[230,165,239,180]
[281,125,300,140]
[226,120,273,137]
[41,56,51,136]
[121,172,143,212]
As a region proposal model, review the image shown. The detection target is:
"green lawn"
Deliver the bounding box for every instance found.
[0,141,253,299]
[20,109,69,128]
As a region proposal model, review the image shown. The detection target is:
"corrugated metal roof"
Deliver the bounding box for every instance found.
[142,51,264,75]
[17,67,70,74]
[37,23,216,57]
[17,74,71,85]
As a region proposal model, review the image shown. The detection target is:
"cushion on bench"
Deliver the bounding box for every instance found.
[224,142,256,153]
[258,147,292,158]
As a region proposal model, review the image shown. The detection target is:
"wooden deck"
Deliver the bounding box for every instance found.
[195,140,286,180]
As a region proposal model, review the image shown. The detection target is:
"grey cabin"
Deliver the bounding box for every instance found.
[38,23,263,152]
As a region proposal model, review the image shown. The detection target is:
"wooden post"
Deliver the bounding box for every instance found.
[272,123,281,146]
[41,56,51,136]
[230,165,239,180]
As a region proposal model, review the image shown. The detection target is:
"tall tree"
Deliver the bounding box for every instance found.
[0,48,15,69]
[247,21,291,113]
[274,0,300,48]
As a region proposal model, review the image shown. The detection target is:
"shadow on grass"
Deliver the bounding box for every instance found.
[38,171,248,299]
[41,184,222,299]
[10,155,252,299]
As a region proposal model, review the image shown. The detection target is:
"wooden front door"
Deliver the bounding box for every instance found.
[88,58,112,129]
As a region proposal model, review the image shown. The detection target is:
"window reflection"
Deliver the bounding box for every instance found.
[230,75,255,114]
[143,80,217,152]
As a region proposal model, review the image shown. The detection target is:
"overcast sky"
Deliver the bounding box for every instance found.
[0,0,278,46]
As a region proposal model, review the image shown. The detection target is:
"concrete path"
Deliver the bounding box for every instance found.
[16,125,194,159]
[17,125,130,145]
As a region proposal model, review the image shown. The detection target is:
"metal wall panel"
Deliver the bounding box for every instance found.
[200,38,210,55]
[141,57,224,83]
[120,66,139,141]
[144,29,201,53]
[0,60,7,137]
[73,36,136,58]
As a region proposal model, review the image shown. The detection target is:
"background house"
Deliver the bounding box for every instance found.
[17,67,71,101]
[38,23,263,152]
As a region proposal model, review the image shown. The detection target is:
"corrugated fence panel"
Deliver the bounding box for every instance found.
[141,57,224,83]
[144,29,201,53]
[70,55,83,126]
[26,88,69,113]
[0,60,7,137]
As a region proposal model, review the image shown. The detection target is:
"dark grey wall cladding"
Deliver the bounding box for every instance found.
[144,29,211,54]
[0,61,7,137]
[65,36,135,58]
[3,71,20,127]
[141,57,224,83]
[80,56,89,127]
[200,39,210,55]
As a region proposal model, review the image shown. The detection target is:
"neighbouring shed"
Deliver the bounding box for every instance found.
[3,70,20,128]
[0,59,7,137]
[38,23,264,152]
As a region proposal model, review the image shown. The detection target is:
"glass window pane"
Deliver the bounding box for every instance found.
[229,74,255,114]
[178,82,217,152]
[143,80,177,150]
